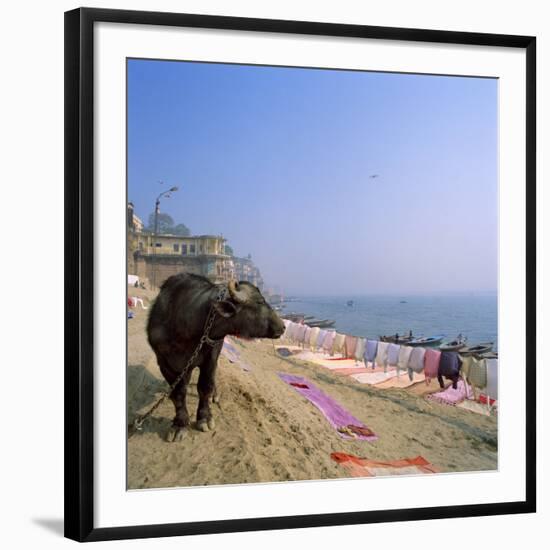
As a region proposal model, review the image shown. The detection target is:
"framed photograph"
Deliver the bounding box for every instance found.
[65,7,536,542]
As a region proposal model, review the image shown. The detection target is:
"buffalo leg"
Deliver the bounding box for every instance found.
[212,382,221,405]
[158,355,193,442]
[196,366,217,431]
[169,371,193,436]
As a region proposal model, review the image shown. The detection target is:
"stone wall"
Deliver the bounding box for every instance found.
[133,253,226,288]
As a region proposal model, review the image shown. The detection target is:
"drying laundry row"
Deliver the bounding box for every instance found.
[281,320,498,401]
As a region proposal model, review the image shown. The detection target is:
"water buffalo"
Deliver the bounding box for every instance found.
[147,273,285,442]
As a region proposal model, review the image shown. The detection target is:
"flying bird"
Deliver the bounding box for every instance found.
[369,174,379,179]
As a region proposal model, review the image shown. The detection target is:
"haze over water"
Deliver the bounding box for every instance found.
[286,294,498,350]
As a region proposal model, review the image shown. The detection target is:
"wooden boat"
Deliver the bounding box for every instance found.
[439,335,467,352]
[283,313,335,328]
[307,319,336,328]
[440,342,466,352]
[458,342,494,356]
[408,335,445,347]
[379,333,414,345]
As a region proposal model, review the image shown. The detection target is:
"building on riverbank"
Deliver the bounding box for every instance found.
[233,255,264,291]
[127,203,266,289]
[129,232,234,287]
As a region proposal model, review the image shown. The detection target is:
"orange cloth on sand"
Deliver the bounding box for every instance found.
[331,452,439,477]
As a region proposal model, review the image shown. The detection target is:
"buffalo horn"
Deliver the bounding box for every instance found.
[228,280,248,303]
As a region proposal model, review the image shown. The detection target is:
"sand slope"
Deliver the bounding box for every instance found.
[127,295,497,490]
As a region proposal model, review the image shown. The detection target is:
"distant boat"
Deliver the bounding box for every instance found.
[439,342,465,352]
[281,312,335,328]
[307,319,336,328]
[400,300,407,304]
[347,300,354,307]
[409,335,445,347]
[458,342,494,356]
[439,335,467,352]
[380,333,414,344]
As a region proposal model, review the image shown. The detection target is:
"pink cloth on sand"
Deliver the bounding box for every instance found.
[426,379,472,406]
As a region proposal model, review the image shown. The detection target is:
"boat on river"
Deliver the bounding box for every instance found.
[458,342,494,356]
[282,313,335,328]
[379,333,414,345]
[307,319,336,328]
[439,335,467,352]
[408,335,445,347]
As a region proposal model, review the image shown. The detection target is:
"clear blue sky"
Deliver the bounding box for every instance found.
[128,59,498,296]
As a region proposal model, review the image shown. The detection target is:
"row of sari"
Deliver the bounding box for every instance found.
[281,320,498,399]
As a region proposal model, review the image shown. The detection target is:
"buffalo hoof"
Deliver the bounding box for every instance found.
[207,417,216,430]
[212,393,221,405]
[166,427,187,442]
[196,419,211,432]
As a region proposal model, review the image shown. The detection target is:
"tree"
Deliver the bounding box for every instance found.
[224,245,234,256]
[172,223,191,237]
[147,212,174,234]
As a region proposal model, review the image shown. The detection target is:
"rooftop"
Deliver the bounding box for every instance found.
[140,233,226,241]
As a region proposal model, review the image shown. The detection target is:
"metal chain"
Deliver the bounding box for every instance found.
[129,285,227,436]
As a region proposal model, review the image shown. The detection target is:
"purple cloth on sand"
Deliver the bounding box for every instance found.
[278,373,378,441]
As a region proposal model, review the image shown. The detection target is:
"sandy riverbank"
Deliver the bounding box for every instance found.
[126,289,497,490]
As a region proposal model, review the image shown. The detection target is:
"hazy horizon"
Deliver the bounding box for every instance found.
[285,290,498,297]
[128,59,498,296]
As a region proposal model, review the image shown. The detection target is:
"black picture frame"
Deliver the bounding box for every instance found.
[65,7,536,543]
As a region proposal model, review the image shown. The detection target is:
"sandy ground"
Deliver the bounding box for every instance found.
[127,288,497,490]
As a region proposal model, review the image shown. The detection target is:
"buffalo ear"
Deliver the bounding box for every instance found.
[213,300,238,318]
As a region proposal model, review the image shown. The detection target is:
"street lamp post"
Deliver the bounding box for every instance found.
[151,185,179,288]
